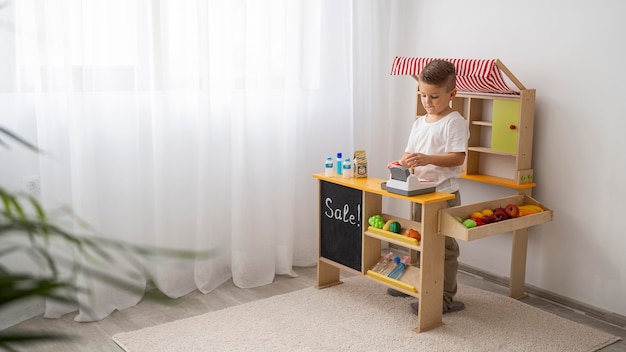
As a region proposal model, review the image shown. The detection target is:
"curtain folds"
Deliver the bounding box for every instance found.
[4,0,355,322]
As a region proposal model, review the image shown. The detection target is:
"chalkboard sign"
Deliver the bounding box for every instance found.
[320,181,362,271]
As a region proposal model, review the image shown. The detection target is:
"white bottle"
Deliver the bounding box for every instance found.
[325,157,334,176]
[372,252,394,273]
[342,157,352,178]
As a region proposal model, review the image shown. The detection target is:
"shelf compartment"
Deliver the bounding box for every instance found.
[467,146,515,156]
[366,268,419,295]
[438,194,553,242]
[366,227,420,250]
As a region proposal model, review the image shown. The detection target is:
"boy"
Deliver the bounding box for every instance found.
[388,59,468,315]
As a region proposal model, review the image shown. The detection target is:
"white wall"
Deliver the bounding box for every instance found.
[384,0,626,316]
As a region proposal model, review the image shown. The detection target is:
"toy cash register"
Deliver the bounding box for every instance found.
[383,166,436,196]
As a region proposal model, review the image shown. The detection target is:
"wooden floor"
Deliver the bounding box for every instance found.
[4,265,625,352]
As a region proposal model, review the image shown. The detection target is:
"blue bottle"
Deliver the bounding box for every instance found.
[336,152,343,175]
[387,256,410,280]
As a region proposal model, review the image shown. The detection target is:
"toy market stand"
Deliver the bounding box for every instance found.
[312,58,553,333]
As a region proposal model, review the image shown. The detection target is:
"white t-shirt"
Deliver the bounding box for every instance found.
[404,111,469,193]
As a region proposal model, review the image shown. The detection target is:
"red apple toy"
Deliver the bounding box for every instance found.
[472,217,485,226]
[492,208,509,221]
[481,215,497,224]
[504,204,520,218]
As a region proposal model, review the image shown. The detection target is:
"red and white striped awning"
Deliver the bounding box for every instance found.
[390,57,521,95]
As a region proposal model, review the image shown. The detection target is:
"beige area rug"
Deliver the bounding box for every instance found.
[113,276,620,352]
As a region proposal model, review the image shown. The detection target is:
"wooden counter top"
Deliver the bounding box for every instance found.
[312,173,455,204]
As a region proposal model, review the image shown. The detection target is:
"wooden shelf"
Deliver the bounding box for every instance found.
[315,175,449,332]
[366,267,419,295]
[467,146,515,157]
[365,227,420,250]
[441,88,536,187]
[438,194,553,241]
[461,173,535,189]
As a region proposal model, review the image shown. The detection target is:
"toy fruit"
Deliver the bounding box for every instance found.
[406,228,421,241]
[454,216,463,223]
[504,204,520,218]
[472,217,485,226]
[481,209,494,216]
[471,211,484,219]
[492,208,509,221]
[519,208,535,216]
[481,215,497,224]
[518,205,544,216]
[382,219,395,231]
[368,215,385,229]
[389,221,401,234]
[462,219,477,228]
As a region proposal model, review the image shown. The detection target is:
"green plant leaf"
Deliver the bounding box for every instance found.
[0,125,215,348]
[0,126,41,153]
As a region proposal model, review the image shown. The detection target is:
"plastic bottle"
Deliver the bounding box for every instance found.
[387,255,411,280]
[342,157,352,178]
[325,157,334,176]
[379,256,400,276]
[336,152,343,175]
[371,251,394,273]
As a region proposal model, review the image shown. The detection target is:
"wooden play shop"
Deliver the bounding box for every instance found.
[312,58,553,333]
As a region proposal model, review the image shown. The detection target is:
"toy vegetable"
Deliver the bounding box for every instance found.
[389,221,401,234]
[406,228,421,241]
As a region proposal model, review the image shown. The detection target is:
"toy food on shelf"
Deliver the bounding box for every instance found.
[382,220,401,233]
[518,204,544,216]
[368,215,385,229]
[462,204,545,228]
[462,219,477,228]
[405,228,421,241]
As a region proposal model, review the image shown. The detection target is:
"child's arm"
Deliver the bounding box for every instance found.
[403,152,465,168]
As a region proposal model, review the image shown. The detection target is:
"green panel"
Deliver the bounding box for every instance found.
[491,100,519,154]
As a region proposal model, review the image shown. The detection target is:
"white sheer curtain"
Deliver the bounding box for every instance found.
[4,0,355,321]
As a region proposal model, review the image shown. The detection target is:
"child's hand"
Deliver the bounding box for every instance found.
[403,153,431,167]
[387,160,403,169]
